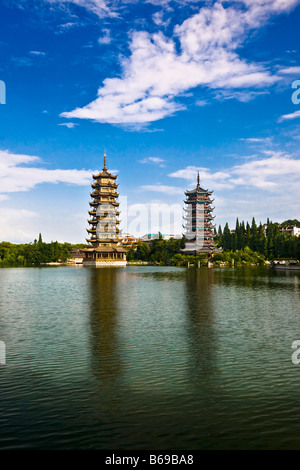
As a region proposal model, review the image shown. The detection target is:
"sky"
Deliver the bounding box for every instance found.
[0,0,300,243]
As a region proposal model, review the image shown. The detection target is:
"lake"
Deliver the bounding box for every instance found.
[0,265,299,449]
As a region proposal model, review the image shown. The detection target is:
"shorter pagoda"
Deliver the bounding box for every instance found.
[81,154,127,267]
[181,173,222,255]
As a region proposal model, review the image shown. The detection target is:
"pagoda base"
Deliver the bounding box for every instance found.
[83,259,127,267]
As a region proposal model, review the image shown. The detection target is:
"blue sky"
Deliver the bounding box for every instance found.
[0,0,300,243]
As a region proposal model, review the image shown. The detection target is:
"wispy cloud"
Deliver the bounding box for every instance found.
[139,156,165,167]
[0,149,91,195]
[140,184,182,195]
[169,166,232,190]
[240,137,272,144]
[98,28,112,45]
[58,122,78,128]
[278,110,300,122]
[278,66,300,75]
[60,1,298,126]
[169,151,300,193]
[48,0,119,18]
[29,50,46,56]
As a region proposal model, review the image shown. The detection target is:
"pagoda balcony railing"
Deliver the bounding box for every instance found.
[92,182,118,189]
[89,200,119,207]
[90,191,118,198]
[184,206,213,212]
[183,223,214,228]
[184,230,215,236]
[98,190,119,196]
[183,217,213,224]
[95,218,120,224]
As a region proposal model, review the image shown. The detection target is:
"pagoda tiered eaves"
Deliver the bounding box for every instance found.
[81,153,127,267]
[181,172,222,255]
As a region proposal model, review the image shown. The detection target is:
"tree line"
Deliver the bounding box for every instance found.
[214,218,300,260]
[0,234,85,266]
[1,218,299,267]
[126,235,186,264]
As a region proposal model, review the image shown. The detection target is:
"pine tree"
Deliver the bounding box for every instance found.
[223,223,231,250]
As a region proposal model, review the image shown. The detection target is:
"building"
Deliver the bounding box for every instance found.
[181,173,222,255]
[120,232,139,247]
[67,249,85,265]
[279,226,300,237]
[263,223,300,237]
[81,154,127,266]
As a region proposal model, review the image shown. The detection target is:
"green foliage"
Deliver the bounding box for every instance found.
[0,236,85,266]
[129,237,186,264]
[211,247,265,266]
[281,219,300,227]
[169,253,207,267]
[215,218,300,260]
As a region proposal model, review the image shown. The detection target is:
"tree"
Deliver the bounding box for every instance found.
[223,223,231,250]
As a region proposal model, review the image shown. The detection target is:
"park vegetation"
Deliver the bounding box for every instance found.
[0,218,299,267]
[0,234,85,266]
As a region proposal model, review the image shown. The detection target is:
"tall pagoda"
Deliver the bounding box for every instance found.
[181,173,221,255]
[81,154,127,266]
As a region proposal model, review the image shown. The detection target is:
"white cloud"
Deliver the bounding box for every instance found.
[60,1,297,126]
[47,0,118,18]
[0,149,91,194]
[240,137,272,143]
[58,122,78,128]
[166,150,300,229]
[278,110,300,121]
[139,156,165,167]
[230,151,300,190]
[169,165,232,190]
[0,208,39,242]
[98,28,112,44]
[169,152,300,193]
[278,66,300,74]
[29,50,46,56]
[195,99,209,107]
[140,184,182,195]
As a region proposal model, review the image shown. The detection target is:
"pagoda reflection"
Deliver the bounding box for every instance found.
[87,268,123,389]
[183,267,219,387]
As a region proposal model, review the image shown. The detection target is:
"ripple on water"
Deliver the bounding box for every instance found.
[0,266,300,449]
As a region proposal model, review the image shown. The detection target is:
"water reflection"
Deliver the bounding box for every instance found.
[183,268,218,388]
[88,268,123,388]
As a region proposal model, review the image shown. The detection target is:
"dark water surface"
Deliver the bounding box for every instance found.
[0,265,300,449]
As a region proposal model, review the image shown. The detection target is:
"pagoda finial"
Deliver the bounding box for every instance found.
[197,172,200,188]
[103,151,107,170]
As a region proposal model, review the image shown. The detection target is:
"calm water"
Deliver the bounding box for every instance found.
[0,265,300,450]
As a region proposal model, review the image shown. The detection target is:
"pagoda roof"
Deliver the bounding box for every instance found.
[185,172,213,196]
[81,246,128,253]
[185,187,213,196]
[93,169,117,180]
[92,153,118,180]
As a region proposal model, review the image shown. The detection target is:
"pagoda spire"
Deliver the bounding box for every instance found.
[197,172,200,189]
[103,152,107,170]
